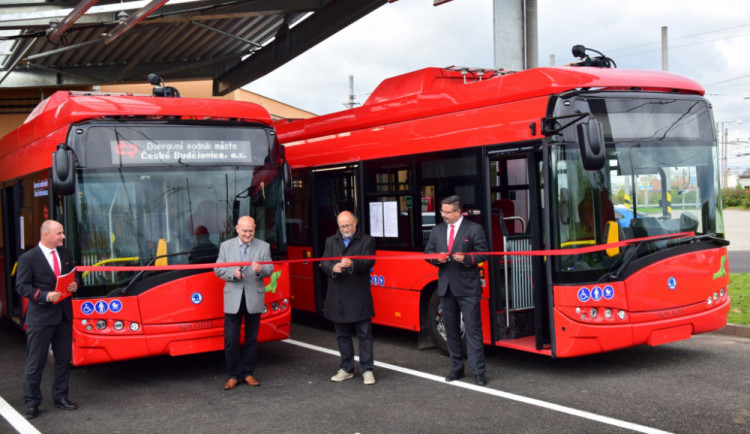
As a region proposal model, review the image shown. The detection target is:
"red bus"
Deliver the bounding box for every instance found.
[276,58,731,357]
[0,84,291,366]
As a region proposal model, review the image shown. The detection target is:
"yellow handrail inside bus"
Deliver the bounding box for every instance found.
[604,221,621,257]
[560,239,596,248]
[155,238,168,266]
[81,257,140,278]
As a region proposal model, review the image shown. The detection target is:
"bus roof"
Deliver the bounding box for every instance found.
[1,91,272,159]
[276,66,705,144]
[0,91,273,182]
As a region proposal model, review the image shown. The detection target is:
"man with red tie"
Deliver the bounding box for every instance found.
[425,195,489,386]
[15,220,80,419]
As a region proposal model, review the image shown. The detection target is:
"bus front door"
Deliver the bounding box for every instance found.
[486,150,549,351]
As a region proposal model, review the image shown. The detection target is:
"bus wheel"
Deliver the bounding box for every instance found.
[427,291,465,354]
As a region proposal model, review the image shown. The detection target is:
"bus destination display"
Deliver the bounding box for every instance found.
[111,139,253,165]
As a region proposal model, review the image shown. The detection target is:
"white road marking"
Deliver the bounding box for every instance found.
[0,395,41,434]
[284,338,672,434]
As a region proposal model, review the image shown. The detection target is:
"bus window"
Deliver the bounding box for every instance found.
[364,158,414,250]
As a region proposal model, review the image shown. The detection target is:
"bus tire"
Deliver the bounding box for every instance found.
[427,290,465,355]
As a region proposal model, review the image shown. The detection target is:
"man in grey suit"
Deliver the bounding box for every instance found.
[214,216,273,390]
[425,195,489,386]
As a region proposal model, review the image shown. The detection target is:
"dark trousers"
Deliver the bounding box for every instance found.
[23,321,72,406]
[333,319,373,373]
[224,294,261,380]
[441,288,485,375]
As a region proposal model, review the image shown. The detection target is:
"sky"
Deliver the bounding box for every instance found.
[247,0,750,173]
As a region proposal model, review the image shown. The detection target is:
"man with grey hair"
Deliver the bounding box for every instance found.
[321,211,377,385]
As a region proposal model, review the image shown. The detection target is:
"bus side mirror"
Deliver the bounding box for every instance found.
[577,118,605,171]
[52,144,75,196]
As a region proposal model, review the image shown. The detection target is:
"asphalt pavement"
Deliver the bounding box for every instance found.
[1,314,749,434]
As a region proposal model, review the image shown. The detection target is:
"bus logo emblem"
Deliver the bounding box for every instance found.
[667,277,677,290]
[191,292,203,304]
[577,287,591,302]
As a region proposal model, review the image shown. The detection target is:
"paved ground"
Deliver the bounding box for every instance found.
[1,314,748,434]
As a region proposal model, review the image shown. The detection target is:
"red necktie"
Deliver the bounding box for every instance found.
[51,250,61,277]
[447,224,455,252]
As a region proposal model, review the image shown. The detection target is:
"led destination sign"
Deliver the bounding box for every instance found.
[111,139,253,165]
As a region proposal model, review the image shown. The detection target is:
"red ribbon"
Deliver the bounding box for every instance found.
[75,232,695,273]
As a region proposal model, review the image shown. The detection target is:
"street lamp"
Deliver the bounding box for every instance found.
[716,119,743,187]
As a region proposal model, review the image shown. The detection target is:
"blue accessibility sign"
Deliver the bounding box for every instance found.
[591,286,603,301]
[109,299,123,313]
[603,285,615,300]
[81,301,95,315]
[577,287,591,303]
[95,300,109,314]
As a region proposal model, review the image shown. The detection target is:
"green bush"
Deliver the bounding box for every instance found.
[722,186,750,209]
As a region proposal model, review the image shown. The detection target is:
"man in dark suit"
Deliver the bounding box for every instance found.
[214,216,273,390]
[15,220,80,419]
[320,211,377,385]
[425,195,489,386]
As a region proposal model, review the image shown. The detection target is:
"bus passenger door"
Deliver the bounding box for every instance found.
[486,149,549,351]
[307,165,360,313]
[1,185,23,325]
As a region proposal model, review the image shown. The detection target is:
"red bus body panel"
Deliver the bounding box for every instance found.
[552,248,730,357]
[71,264,290,366]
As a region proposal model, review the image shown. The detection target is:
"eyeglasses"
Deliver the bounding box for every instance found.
[439,209,459,215]
[339,224,354,229]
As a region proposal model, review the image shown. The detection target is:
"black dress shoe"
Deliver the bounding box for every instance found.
[475,374,487,386]
[24,406,39,420]
[445,369,465,382]
[54,397,78,410]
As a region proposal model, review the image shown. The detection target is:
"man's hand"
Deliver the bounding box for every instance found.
[233,267,246,280]
[47,291,62,303]
[451,253,465,264]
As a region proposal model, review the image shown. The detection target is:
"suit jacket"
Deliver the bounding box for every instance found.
[320,229,376,323]
[214,237,274,315]
[15,245,78,327]
[424,218,488,297]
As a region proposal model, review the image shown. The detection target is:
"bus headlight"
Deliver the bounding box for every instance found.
[96,320,107,330]
[589,308,598,319]
[129,322,140,332]
[113,321,124,331]
[617,310,626,320]
[604,308,612,319]
[706,297,713,306]
[713,292,718,301]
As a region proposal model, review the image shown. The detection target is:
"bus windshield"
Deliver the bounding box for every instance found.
[71,165,285,297]
[550,95,721,282]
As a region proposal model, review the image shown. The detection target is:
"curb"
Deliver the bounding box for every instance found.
[714,324,750,338]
